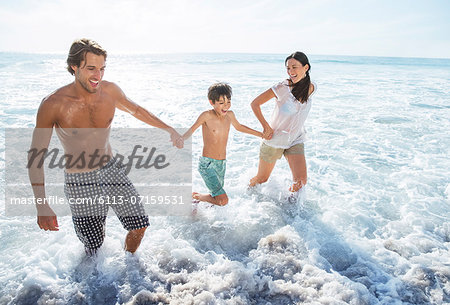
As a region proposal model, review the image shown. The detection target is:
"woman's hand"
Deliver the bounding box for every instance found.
[251,89,276,140]
[262,125,273,140]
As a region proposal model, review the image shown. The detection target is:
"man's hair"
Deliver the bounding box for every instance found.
[207,83,232,103]
[66,38,107,75]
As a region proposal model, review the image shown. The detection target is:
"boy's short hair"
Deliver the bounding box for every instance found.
[66,38,107,75]
[208,83,232,103]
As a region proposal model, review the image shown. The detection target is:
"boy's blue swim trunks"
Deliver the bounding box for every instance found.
[198,156,226,197]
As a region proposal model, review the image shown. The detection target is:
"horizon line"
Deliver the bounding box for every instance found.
[0,50,449,61]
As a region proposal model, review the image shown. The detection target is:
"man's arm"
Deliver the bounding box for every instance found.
[112,83,183,148]
[181,111,208,141]
[28,97,59,231]
[228,111,263,138]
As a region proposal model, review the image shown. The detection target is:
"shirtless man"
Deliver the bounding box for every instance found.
[181,83,262,206]
[28,38,183,255]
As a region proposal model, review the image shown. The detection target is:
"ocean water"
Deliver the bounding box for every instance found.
[0,52,449,304]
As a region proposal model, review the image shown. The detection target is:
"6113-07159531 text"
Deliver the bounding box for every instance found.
[9,195,185,206]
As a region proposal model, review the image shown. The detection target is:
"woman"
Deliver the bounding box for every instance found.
[249,51,315,203]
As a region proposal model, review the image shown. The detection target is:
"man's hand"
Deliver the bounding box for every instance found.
[170,131,184,149]
[37,205,59,231]
[175,137,184,148]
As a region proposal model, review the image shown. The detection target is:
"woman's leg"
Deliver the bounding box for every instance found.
[249,158,277,187]
[285,153,307,192]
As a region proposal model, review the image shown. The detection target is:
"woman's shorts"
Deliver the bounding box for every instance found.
[259,142,304,163]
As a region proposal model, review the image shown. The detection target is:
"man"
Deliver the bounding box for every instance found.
[28,38,183,255]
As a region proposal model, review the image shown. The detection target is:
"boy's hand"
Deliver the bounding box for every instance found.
[170,131,184,148]
[175,136,184,149]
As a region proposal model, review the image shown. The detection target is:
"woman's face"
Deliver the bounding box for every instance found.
[286,58,309,84]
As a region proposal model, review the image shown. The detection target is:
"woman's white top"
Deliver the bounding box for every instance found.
[263,79,316,149]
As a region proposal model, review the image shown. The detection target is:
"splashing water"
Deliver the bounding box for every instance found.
[0,53,449,304]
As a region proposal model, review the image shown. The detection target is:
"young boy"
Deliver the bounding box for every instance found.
[182,83,263,206]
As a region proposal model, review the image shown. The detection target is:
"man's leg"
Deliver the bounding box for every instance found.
[106,159,150,254]
[124,227,147,253]
[72,216,107,255]
[65,170,108,256]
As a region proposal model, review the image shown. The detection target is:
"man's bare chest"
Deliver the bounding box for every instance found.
[58,99,115,128]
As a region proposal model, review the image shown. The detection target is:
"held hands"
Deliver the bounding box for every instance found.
[170,130,184,148]
[262,125,273,140]
[175,137,184,148]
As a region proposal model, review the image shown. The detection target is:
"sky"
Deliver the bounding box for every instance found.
[0,0,449,58]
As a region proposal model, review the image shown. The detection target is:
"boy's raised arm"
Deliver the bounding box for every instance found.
[228,111,263,138]
[182,111,208,140]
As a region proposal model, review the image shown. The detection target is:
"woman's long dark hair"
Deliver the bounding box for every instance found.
[285,52,311,104]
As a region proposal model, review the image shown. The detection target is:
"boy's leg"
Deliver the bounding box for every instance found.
[193,192,228,206]
[196,157,228,206]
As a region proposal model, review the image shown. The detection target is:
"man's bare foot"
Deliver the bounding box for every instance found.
[85,247,98,257]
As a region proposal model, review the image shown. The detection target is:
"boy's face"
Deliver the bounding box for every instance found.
[210,95,231,116]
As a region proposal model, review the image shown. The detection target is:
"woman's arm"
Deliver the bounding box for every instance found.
[250,89,276,140]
